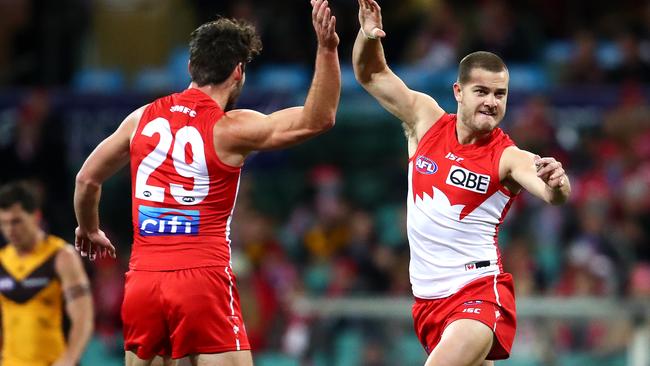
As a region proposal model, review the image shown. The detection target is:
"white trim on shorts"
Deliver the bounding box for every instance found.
[492,273,501,332]
[224,266,240,351]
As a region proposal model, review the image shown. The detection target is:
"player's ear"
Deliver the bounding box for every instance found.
[232,62,244,82]
[453,82,462,103]
[33,208,43,224]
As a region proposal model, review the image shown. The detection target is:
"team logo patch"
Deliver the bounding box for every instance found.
[138,205,200,236]
[446,165,490,194]
[415,156,438,175]
[0,277,14,291]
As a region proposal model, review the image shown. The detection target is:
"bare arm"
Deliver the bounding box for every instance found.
[53,246,93,366]
[352,0,443,139]
[217,0,340,162]
[501,147,571,205]
[74,106,143,259]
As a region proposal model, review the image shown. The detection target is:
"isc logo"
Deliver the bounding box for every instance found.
[415,156,438,175]
[462,307,482,314]
[138,205,200,236]
[446,165,490,194]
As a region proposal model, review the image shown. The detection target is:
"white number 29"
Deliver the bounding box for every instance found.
[135,118,209,205]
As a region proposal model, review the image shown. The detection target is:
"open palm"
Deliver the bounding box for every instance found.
[358,0,386,39]
[311,0,339,48]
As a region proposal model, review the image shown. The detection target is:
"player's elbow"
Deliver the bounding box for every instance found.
[306,112,336,132]
[354,67,380,88]
[352,58,371,81]
[354,63,388,86]
[320,115,336,130]
[75,171,101,191]
[306,118,335,137]
[354,69,372,86]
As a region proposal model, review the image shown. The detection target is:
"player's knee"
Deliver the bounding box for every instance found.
[191,351,253,366]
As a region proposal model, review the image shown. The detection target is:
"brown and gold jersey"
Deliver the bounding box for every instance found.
[0,235,66,366]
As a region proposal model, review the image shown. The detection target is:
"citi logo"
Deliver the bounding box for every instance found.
[138,205,200,236]
[415,156,438,175]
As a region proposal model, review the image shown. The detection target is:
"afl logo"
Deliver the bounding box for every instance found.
[415,156,438,175]
[182,196,195,203]
[143,191,152,198]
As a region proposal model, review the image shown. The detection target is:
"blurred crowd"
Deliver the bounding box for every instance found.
[1,0,650,87]
[0,0,649,365]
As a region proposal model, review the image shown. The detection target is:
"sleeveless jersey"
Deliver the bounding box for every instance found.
[0,235,66,366]
[130,88,241,270]
[407,113,517,299]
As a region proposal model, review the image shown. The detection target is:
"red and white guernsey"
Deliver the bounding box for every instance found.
[408,113,517,299]
[129,88,240,271]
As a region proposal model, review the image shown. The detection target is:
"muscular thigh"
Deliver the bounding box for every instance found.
[425,319,494,366]
[189,350,253,366]
[125,351,177,366]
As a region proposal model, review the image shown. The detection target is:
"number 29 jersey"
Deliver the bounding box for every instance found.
[129,88,241,271]
[407,113,518,299]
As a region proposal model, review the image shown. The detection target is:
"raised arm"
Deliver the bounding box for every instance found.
[500,147,571,205]
[216,0,340,162]
[352,0,443,140]
[53,246,93,366]
[74,106,143,259]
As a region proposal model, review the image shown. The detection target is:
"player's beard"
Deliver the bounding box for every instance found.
[225,79,244,111]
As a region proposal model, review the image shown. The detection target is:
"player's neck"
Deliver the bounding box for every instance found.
[14,230,46,256]
[188,82,231,111]
[455,120,491,145]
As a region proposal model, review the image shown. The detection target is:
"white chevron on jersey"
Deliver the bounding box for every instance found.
[407,161,511,299]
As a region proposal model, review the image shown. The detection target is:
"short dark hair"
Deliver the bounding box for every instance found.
[0,181,41,213]
[458,51,508,84]
[189,17,263,86]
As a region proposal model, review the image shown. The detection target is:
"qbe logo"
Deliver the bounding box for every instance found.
[415,156,438,175]
[138,205,200,236]
[446,165,490,194]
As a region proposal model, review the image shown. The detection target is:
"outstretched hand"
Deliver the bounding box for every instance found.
[358,0,386,39]
[74,227,116,261]
[311,0,339,49]
[535,155,567,189]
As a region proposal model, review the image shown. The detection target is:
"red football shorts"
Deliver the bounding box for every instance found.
[412,273,516,360]
[122,266,250,359]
